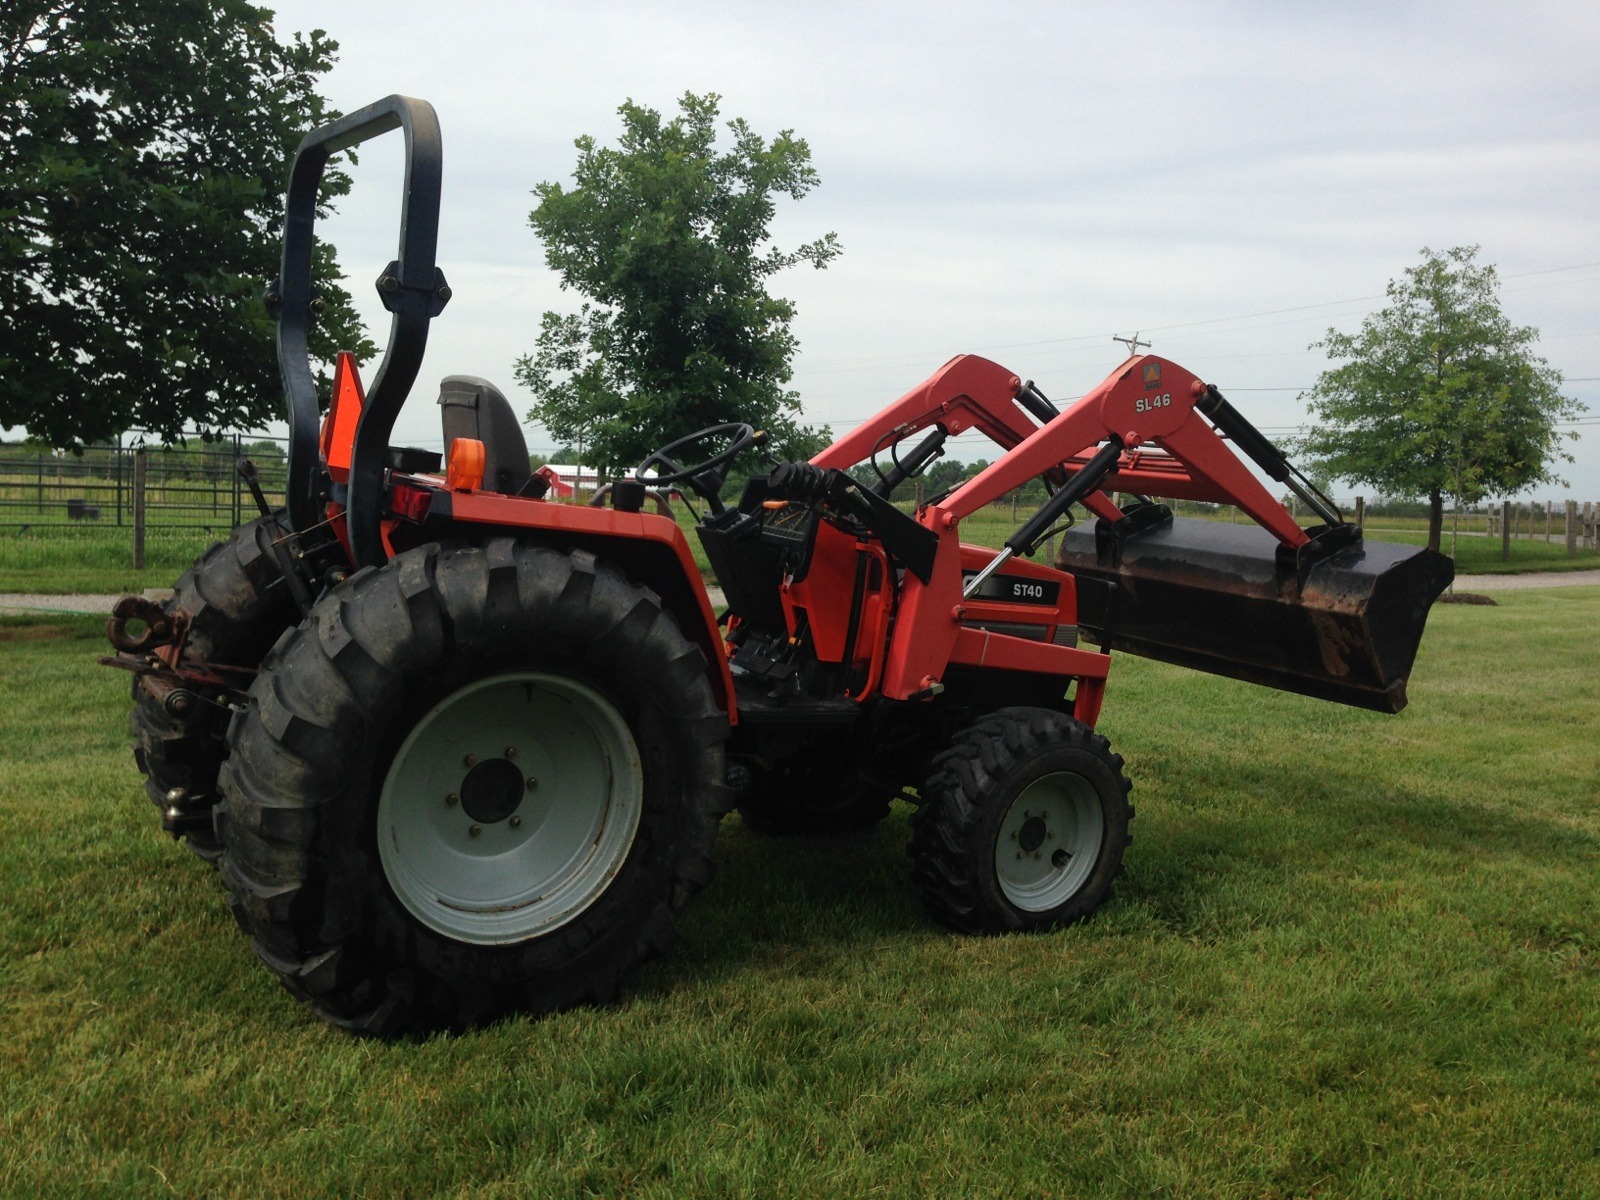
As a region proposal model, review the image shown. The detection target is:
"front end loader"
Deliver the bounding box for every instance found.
[105,97,1453,1035]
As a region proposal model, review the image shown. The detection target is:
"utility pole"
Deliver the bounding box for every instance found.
[1113,333,1150,360]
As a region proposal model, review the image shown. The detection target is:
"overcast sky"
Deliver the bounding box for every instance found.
[263,0,1600,499]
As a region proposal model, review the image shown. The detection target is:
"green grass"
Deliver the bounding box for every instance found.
[1356,527,1592,574]
[0,526,222,594]
[2,588,1598,1196]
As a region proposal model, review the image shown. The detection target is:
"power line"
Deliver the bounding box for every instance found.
[797,259,1600,373]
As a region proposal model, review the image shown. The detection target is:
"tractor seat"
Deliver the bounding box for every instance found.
[437,376,534,495]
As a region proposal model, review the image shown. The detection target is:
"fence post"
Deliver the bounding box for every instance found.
[1500,500,1511,562]
[132,448,148,570]
[1354,496,1365,530]
[1566,499,1578,557]
[1545,500,1552,542]
[115,441,124,526]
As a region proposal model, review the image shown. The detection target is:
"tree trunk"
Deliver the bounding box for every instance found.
[1427,489,1444,553]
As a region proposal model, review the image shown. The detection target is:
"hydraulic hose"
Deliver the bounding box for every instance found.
[963,435,1124,598]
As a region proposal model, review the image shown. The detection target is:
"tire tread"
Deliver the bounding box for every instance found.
[217,541,728,1036]
[909,706,1132,935]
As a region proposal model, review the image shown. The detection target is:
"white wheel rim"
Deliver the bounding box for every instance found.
[994,771,1105,912]
[378,672,643,945]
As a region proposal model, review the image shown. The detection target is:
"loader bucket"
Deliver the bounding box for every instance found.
[1056,515,1454,713]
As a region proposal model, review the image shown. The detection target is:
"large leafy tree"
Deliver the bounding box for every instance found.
[0,0,373,448]
[516,92,840,474]
[1297,246,1578,551]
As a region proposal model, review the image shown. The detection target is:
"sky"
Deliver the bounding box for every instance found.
[259,0,1600,500]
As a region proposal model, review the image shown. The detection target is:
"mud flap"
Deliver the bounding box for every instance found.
[1056,515,1455,713]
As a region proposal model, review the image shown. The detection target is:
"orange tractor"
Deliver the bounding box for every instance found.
[108,97,1452,1035]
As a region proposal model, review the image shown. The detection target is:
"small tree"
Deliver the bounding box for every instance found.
[1296,246,1579,551]
[516,92,840,475]
[0,0,373,448]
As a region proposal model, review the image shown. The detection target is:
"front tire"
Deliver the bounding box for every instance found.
[910,707,1132,934]
[216,541,729,1035]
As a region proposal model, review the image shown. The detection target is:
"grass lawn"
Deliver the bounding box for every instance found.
[0,527,223,595]
[1357,528,1593,574]
[1,587,1597,1196]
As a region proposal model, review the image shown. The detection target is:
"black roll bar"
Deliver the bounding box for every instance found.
[274,95,449,567]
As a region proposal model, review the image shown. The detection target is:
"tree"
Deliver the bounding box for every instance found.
[515,91,841,475]
[0,0,374,449]
[241,437,285,464]
[924,457,971,493]
[1296,246,1579,551]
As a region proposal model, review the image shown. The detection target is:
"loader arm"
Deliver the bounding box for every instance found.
[809,352,1336,541]
[936,355,1308,546]
[808,355,1122,524]
[807,352,1451,713]
[811,354,1040,468]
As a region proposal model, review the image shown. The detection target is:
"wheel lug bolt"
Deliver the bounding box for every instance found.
[469,824,482,837]
[445,793,459,807]
[504,746,517,759]
[464,754,477,767]
[526,777,539,791]
[509,815,522,828]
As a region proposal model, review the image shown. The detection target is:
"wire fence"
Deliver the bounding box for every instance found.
[0,436,290,568]
[2,434,1596,572]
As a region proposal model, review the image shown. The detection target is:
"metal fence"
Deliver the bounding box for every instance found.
[0,436,290,567]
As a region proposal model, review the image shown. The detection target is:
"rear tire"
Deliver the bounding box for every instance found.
[910,707,1131,934]
[216,541,729,1035]
[129,512,299,863]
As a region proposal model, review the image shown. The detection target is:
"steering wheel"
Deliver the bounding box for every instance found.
[636,422,760,506]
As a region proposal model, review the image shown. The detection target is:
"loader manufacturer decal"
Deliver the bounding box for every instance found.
[1142,361,1162,389]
